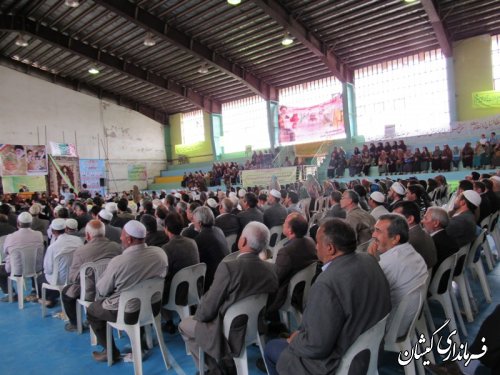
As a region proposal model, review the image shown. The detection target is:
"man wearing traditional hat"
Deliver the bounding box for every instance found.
[368,191,389,220]
[29,203,49,236]
[86,220,168,362]
[96,209,121,244]
[0,212,44,302]
[387,181,406,211]
[263,189,288,229]
[40,218,84,307]
[446,190,481,247]
[62,220,122,332]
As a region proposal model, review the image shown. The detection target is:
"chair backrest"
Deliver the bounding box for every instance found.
[269,225,283,248]
[428,253,457,296]
[467,229,487,267]
[299,198,311,221]
[115,278,164,326]
[453,244,471,278]
[308,212,322,230]
[165,263,206,309]
[222,293,267,351]
[336,314,389,375]
[9,245,42,276]
[79,258,112,301]
[489,211,499,233]
[281,262,317,312]
[51,251,75,285]
[225,234,237,251]
[0,235,7,262]
[480,215,490,230]
[385,277,428,345]
[270,238,288,262]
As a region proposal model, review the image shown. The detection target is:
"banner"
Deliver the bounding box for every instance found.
[241,166,297,188]
[0,144,47,176]
[79,159,106,194]
[1,175,47,193]
[472,90,500,109]
[278,95,345,146]
[49,141,78,157]
[128,164,147,181]
[48,156,80,195]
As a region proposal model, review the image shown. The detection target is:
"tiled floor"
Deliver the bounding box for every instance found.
[1,248,498,375]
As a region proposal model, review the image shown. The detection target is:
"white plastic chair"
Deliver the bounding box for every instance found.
[279,262,317,329]
[0,235,7,263]
[163,263,206,320]
[106,278,171,375]
[479,215,495,271]
[452,244,474,324]
[76,259,111,342]
[299,198,311,221]
[268,225,283,249]
[225,234,237,251]
[199,293,268,375]
[385,276,429,375]
[337,314,389,375]
[488,211,499,254]
[466,229,492,304]
[269,238,288,263]
[41,251,74,317]
[426,253,461,346]
[7,244,43,309]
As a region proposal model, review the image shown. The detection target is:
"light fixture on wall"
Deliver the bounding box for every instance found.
[281,32,293,46]
[15,34,29,47]
[88,65,100,74]
[64,0,80,7]
[197,63,209,74]
[143,32,156,47]
[227,0,242,5]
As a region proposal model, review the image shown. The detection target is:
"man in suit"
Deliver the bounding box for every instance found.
[62,220,122,332]
[193,206,229,292]
[86,220,168,362]
[421,207,459,276]
[446,190,481,247]
[179,221,278,373]
[141,214,169,247]
[283,191,302,215]
[237,192,264,231]
[341,189,375,251]
[265,219,391,375]
[268,213,317,314]
[263,189,288,229]
[215,198,240,237]
[323,191,346,219]
[392,201,437,269]
[181,202,201,239]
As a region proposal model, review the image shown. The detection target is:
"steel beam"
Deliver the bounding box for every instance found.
[0,15,221,114]
[93,0,278,101]
[251,0,351,82]
[420,0,452,57]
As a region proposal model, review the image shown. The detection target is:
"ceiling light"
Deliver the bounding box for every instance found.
[281,33,293,46]
[197,63,209,74]
[143,32,156,47]
[88,66,100,74]
[15,34,29,47]
[64,0,80,7]
[404,0,419,3]
[227,0,242,5]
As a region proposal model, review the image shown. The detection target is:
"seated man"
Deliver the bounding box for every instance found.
[41,218,84,307]
[141,213,169,247]
[446,190,481,247]
[214,198,240,237]
[0,212,44,301]
[62,220,122,332]
[86,220,168,362]
[265,219,391,375]
[341,189,376,251]
[263,189,288,229]
[179,221,278,373]
[267,213,317,314]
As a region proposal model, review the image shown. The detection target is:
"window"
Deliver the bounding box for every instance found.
[222,96,269,153]
[493,35,500,90]
[181,110,204,145]
[355,49,450,140]
[279,76,342,107]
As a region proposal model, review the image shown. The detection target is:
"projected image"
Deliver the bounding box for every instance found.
[278,94,345,146]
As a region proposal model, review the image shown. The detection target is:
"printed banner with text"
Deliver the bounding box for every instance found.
[1,175,47,193]
[49,141,78,157]
[278,95,345,146]
[241,166,297,188]
[0,144,48,176]
[79,159,106,194]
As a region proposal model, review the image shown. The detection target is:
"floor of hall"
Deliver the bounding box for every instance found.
[0,256,498,375]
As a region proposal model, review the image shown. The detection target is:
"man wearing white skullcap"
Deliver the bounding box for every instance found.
[86,220,168,363]
[97,209,121,244]
[41,218,84,306]
[388,181,406,211]
[263,189,287,230]
[0,212,44,302]
[446,190,482,247]
[368,191,389,220]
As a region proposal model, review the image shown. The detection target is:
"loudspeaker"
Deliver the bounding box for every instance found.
[99,178,106,187]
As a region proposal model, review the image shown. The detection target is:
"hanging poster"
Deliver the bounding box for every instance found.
[1,175,47,194]
[278,95,345,146]
[49,141,78,157]
[48,156,80,195]
[128,164,147,181]
[25,145,48,175]
[0,144,27,176]
[79,159,106,194]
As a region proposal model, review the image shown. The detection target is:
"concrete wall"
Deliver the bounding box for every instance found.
[0,65,166,191]
[454,35,498,121]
